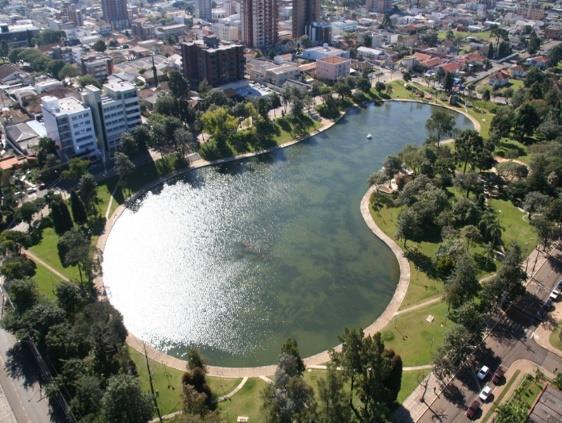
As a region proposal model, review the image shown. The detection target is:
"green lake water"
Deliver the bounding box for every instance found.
[102,101,473,366]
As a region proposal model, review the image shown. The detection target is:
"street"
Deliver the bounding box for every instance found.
[418,247,562,422]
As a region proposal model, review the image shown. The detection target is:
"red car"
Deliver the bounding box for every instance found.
[492,367,505,385]
[466,400,480,419]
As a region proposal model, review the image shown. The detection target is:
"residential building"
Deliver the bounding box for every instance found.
[81,55,113,81]
[0,23,40,47]
[212,18,241,42]
[316,55,350,81]
[181,37,245,86]
[240,0,278,49]
[488,70,509,88]
[131,20,156,40]
[101,0,130,30]
[199,0,212,21]
[82,81,141,162]
[301,45,349,61]
[41,96,100,160]
[246,59,300,86]
[292,0,320,38]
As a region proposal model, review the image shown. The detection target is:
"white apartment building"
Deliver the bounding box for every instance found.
[82,81,141,162]
[41,96,100,160]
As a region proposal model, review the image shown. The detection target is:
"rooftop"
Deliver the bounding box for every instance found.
[318,55,349,64]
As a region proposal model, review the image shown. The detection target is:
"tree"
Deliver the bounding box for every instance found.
[5,278,38,313]
[281,338,305,376]
[482,243,526,308]
[0,40,9,58]
[101,374,154,423]
[115,152,135,188]
[58,64,78,80]
[78,173,98,215]
[443,72,454,93]
[425,109,456,147]
[55,281,87,314]
[78,75,101,88]
[317,362,353,423]
[527,31,540,55]
[200,106,238,144]
[445,253,480,309]
[331,329,402,421]
[514,103,540,141]
[478,209,503,248]
[57,228,90,281]
[70,191,87,225]
[523,191,550,216]
[182,349,216,415]
[495,401,527,423]
[433,325,481,381]
[93,39,107,52]
[62,157,90,183]
[173,127,195,156]
[383,155,402,186]
[262,343,317,423]
[455,129,487,173]
[490,107,513,138]
[50,196,73,235]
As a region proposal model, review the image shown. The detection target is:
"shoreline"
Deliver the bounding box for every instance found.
[95,99,470,377]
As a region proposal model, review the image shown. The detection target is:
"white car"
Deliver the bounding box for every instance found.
[477,365,489,381]
[479,385,492,402]
[550,289,560,301]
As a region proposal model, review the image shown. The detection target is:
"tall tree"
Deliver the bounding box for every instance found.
[101,374,154,423]
[425,109,456,147]
[78,173,98,215]
[445,253,480,309]
[70,191,87,225]
[50,196,73,235]
[168,70,189,98]
[114,153,135,189]
[317,362,353,423]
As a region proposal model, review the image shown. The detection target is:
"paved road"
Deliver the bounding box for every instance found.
[418,246,562,423]
[0,329,53,423]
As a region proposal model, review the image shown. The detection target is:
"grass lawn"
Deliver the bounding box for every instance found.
[381,301,451,366]
[370,202,444,307]
[128,347,241,416]
[549,321,562,351]
[219,378,268,423]
[495,139,529,162]
[488,198,537,257]
[34,263,62,301]
[438,30,491,41]
[398,369,431,403]
[389,80,420,101]
[29,226,81,281]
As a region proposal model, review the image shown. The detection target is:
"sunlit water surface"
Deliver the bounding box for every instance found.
[103,102,473,366]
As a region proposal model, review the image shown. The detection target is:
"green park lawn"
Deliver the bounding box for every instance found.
[34,263,62,301]
[29,226,81,282]
[381,301,451,366]
[128,347,241,416]
[398,369,431,403]
[437,30,491,42]
[549,321,562,351]
[219,378,268,423]
[488,198,537,257]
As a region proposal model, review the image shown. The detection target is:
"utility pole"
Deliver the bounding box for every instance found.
[144,343,164,423]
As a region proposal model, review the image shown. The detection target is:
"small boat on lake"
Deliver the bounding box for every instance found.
[366,133,373,139]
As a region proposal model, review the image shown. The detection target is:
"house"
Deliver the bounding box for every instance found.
[438,62,462,75]
[316,56,351,81]
[526,55,548,69]
[510,65,527,79]
[5,120,45,155]
[488,70,510,88]
[401,52,443,71]
[0,64,31,85]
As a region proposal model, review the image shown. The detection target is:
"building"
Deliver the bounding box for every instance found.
[199,0,212,21]
[131,20,156,40]
[367,0,393,13]
[292,0,320,38]
[301,45,349,61]
[181,37,245,86]
[240,0,278,49]
[0,23,40,47]
[316,55,350,81]
[246,58,300,86]
[306,21,331,45]
[101,0,130,30]
[82,81,141,162]
[528,385,562,422]
[212,19,241,42]
[81,55,113,81]
[41,96,100,161]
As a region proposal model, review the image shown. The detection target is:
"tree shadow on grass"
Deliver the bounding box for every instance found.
[405,247,439,278]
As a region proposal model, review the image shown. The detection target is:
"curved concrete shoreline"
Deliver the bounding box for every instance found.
[95,99,473,377]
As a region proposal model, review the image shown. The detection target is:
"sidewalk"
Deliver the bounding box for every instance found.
[533,302,562,358]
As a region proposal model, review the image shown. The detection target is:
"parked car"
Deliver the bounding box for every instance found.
[543,299,554,313]
[550,289,560,301]
[557,280,562,291]
[466,400,480,419]
[492,367,505,385]
[477,365,489,381]
[479,385,492,402]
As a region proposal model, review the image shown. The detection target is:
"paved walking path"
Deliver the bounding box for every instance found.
[532,302,562,358]
[21,249,70,282]
[394,296,443,317]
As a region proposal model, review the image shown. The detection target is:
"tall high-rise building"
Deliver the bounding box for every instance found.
[241,0,278,49]
[367,0,393,14]
[41,96,100,161]
[198,0,212,21]
[101,0,130,30]
[292,0,320,39]
[181,37,245,86]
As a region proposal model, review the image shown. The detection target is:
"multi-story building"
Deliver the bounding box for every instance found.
[82,81,141,162]
[199,0,212,21]
[367,0,393,13]
[131,20,156,40]
[101,0,130,30]
[240,0,278,49]
[0,23,40,47]
[81,55,113,81]
[316,55,350,81]
[181,37,245,86]
[212,18,241,42]
[41,96,100,161]
[292,0,320,38]
[306,21,331,44]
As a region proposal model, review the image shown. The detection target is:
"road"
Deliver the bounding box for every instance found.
[418,246,562,422]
